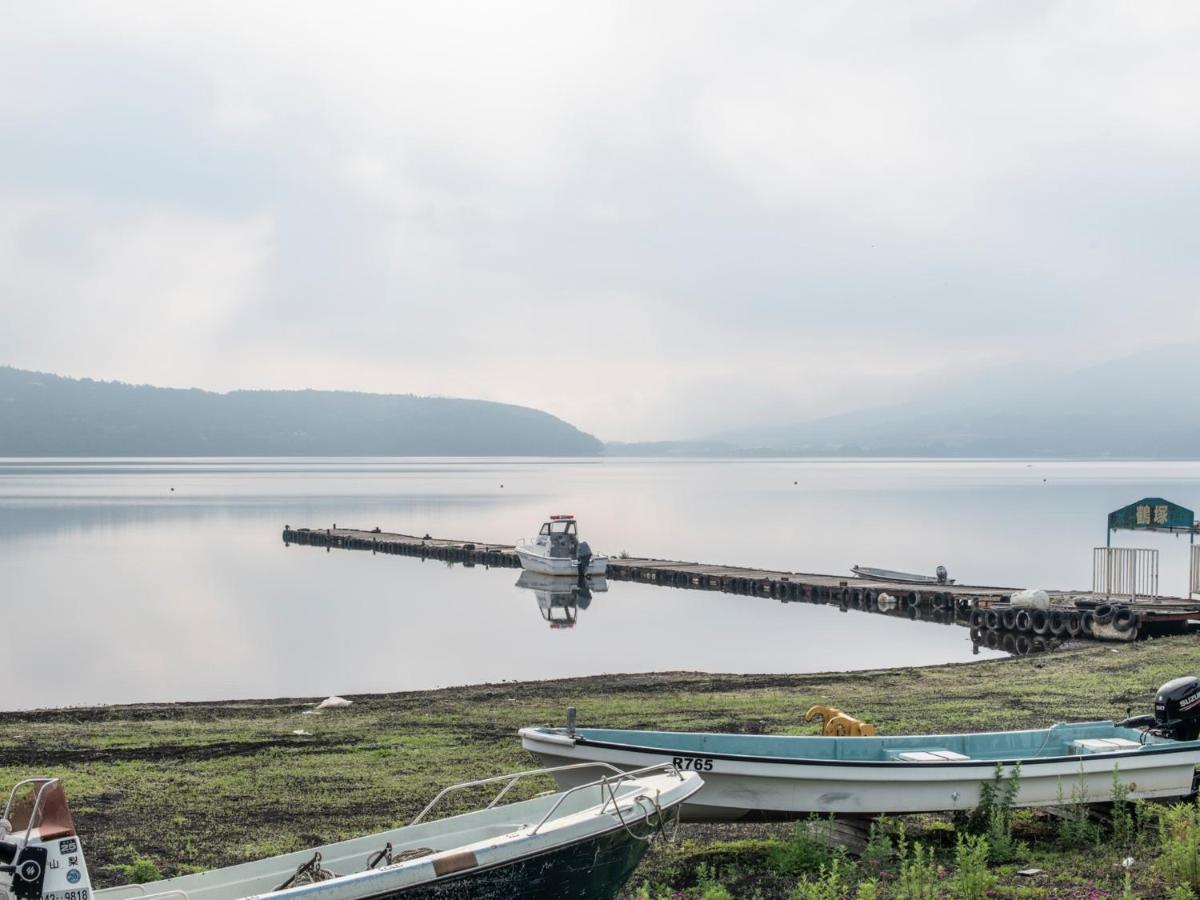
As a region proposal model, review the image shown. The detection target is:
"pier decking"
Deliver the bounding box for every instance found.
[281,526,1200,645]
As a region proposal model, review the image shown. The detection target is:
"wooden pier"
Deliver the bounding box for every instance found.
[281,526,1200,645]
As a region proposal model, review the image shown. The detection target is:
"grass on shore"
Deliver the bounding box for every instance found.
[2,635,1200,897]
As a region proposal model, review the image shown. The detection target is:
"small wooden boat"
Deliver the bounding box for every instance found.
[515,515,608,576]
[521,677,1200,821]
[2,764,701,900]
[852,564,954,585]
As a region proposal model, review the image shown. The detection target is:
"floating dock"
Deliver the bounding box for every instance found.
[281,526,1200,646]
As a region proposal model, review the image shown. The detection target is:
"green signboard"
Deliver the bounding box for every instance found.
[1108,497,1195,544]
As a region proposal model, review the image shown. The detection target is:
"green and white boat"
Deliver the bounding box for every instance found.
[1,764,701,900]
[521,677,1200,820]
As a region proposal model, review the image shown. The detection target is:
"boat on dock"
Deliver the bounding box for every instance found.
[852,564,954,584]
[515,515,607,577]
[3,765,700,900]
[520,677,1200,820]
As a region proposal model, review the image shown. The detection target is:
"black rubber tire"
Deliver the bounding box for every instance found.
[905,592,919,607]
[985,630,1000,650]
[1113,608,1136,632]
[1031,609,1050,635]
[1049,610,1067,636]
[1015,634,1032,655]
[1001,609,1017,630]
[1066,613,1082,637]
[1093,604,1115,625]
[985,609,1001,630]
[1015,609,1032,632]
[970,608,985,629]
[1080,611,1094,635]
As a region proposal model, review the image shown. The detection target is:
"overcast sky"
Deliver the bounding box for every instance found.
[2,2,1198,441]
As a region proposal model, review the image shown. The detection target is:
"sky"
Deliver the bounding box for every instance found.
[1,2,1199,442]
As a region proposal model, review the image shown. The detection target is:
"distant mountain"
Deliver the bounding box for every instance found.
[626,345,1200,458]
[604,440,742,457]
[0,367,603,456]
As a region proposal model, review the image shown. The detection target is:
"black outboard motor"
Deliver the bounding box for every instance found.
[576,541,592,580]
[1154,676,1200,741]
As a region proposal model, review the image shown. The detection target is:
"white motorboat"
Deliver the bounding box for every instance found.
[521,676,1200,821]
[515,515,607,576]
[2,764,701,900]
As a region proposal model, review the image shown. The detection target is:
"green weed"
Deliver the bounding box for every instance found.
[769,815,846,876]
[1157,801,1200,890]
[1055,772,1102,849]
[949,832,995,899]
[114,857,162,884]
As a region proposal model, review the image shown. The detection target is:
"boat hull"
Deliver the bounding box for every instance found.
[515,546,608,576]
[521,727,1200,820]
[95,767,700,900]
[384,824,649,899]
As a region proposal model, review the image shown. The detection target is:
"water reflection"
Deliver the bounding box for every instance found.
[515,571,607,629]
[9,456,1196,708]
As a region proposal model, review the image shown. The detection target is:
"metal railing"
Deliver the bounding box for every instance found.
[408,762,684,831]
[410,762,623,826]
[1093,547,1159,601]
[1,777,58,851]
[530,763,683,835]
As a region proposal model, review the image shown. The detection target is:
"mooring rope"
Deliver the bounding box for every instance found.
[275,852,336,891]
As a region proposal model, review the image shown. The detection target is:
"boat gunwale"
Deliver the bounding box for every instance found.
[98,770,701,900]
[268,814,676,900]
[521,725,1200,770]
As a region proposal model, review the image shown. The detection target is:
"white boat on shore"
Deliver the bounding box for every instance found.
[515,515,607,576]
[521,677,1200,821]
[3,765,701,900]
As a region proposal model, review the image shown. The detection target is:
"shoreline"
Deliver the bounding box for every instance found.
[2,637,1197,895]
[0,645,1089,719]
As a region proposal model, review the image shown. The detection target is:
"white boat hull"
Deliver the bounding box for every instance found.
[520,728,1200,820]
[516,546,608,576]
[93,766,700,900]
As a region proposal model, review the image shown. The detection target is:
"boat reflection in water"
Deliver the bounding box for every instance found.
[515,570,607,629]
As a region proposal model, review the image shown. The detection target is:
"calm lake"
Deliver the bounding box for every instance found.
[4,457,1199,710]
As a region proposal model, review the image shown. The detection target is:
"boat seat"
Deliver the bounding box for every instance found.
[1070,738,1142,754]
[890,749,971,762]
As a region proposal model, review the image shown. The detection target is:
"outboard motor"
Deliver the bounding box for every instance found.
[0,779,93,900]
[936,565,949,584]
[576,541,592,580]
[1154,676,1200,741]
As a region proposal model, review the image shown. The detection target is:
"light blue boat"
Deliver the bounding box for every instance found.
[522,677,1200,819]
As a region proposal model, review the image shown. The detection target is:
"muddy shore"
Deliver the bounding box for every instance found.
[2,636,1198,895]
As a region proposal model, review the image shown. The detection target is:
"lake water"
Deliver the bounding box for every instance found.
[3,458,1199,710]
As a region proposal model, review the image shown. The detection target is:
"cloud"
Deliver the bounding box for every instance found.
[1,2,1199,440]
[0,196,273,382]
